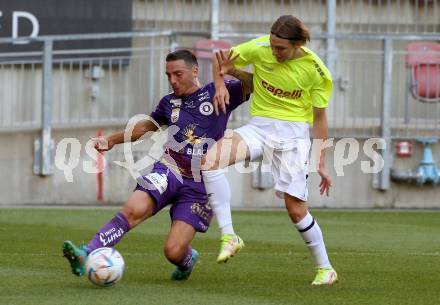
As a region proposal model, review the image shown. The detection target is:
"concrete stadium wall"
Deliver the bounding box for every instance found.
[1,128,439,208]
[228,138,440,210]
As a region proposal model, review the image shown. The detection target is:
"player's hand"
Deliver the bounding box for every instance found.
[318,164,332,196]
[213,83,229,115]
[91,136,113,153]
[213,50,239,115]
[215,50,239,77]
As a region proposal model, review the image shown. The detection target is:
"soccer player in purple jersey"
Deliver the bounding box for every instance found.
[62,49,251,281]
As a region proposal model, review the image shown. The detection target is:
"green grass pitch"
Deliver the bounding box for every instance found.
[0,208,439,305]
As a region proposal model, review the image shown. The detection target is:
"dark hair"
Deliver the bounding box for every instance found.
[270,15,310,45]
[166,49,198,67]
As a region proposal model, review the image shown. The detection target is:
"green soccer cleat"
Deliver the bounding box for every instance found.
[216,234,245,263]
[311,267,338,285]
[171,249,199,281]
[62,240,88,277]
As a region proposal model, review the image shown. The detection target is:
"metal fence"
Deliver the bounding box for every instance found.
[0,32,210,131]
[334,44,440,140]
[1,32,439,137]
[132,0,440,34]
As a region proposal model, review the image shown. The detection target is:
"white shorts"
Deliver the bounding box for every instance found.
[235,117,311,201]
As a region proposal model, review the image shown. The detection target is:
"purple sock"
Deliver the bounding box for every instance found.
[87,212,131,254]
[176,247,193,270]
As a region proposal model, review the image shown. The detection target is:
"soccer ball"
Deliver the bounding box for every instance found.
[85,247,125,287]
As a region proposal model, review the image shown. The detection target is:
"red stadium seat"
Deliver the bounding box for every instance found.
[193,39,231,59]
[193,39,232,83]
[406,42,440,103]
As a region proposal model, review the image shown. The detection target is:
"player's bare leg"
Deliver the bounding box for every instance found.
[166,220,198,280]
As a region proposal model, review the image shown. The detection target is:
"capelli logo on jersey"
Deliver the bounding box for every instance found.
[261,80,303,99]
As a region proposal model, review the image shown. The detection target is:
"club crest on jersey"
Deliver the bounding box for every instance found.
[199,101,214,116]
[171,108,180,123]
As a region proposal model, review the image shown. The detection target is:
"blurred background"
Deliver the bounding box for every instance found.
[0,0,439,208]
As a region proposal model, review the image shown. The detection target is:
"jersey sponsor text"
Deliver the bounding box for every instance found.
[261,80,302,99]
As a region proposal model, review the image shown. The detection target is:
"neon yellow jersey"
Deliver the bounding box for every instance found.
[231,35,332,124]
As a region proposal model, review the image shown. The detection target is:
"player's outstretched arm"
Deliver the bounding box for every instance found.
[92,120,159,153]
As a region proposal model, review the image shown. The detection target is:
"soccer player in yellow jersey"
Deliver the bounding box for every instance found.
[201,15,337,285]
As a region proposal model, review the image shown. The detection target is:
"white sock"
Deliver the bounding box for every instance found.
[202,170,235,236]
[294,212,332,269]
